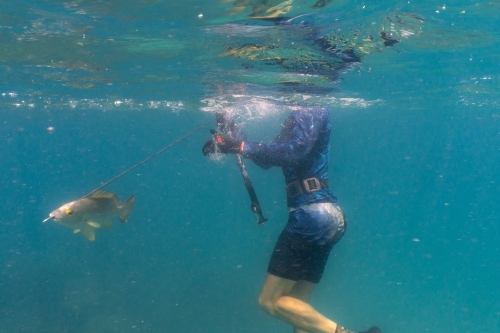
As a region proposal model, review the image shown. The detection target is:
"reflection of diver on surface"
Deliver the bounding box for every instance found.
[272,14,362,63]
[203,108,382,333]
[207,13,363,95]
[208,10,424,96]
[225,0,336,18]
[248,16,360,72]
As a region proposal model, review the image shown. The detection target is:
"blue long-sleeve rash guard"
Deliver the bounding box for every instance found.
[241,107,337,208]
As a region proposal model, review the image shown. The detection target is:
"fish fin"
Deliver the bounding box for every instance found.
[73,229,81,234]
[86,190,119,201]
[118,195,135,223]
[82,227,96,241]
[102,220,112,229]
[85,220,101,228]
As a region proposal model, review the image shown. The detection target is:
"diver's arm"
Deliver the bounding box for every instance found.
[242,115,318,169]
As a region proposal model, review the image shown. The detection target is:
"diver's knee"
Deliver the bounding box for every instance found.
[258,294,276,315]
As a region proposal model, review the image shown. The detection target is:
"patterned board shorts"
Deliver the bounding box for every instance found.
[267,202,346,284]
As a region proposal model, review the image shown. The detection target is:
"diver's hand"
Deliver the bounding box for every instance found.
[202,130,243,155]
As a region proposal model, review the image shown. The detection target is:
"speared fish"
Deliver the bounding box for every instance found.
[43,190,135,241]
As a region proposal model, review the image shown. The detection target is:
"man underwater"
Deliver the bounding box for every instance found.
[203,107,381,333]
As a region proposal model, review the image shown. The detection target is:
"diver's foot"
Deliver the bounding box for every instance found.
[360,326,382,333]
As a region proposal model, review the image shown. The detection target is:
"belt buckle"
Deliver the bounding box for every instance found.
[303,178,321,193]
[286,181,303,198]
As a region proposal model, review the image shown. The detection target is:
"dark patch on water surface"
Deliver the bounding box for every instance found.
[380,31,399,47]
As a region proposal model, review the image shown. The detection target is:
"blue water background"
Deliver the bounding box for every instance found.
[1,1,500,332]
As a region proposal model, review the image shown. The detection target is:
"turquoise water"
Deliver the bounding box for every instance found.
[2,1,500,332]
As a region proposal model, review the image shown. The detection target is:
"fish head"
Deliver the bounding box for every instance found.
[43,202,79,226]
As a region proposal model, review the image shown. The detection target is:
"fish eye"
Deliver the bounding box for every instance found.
[65,209,73,216]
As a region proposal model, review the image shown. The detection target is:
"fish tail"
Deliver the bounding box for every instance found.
[118,195,135,223]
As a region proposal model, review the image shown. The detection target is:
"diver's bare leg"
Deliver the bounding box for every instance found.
[289,280,317,333]
[259,274,338,333]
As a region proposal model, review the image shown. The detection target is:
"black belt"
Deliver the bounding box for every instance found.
[286,178,329,198]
